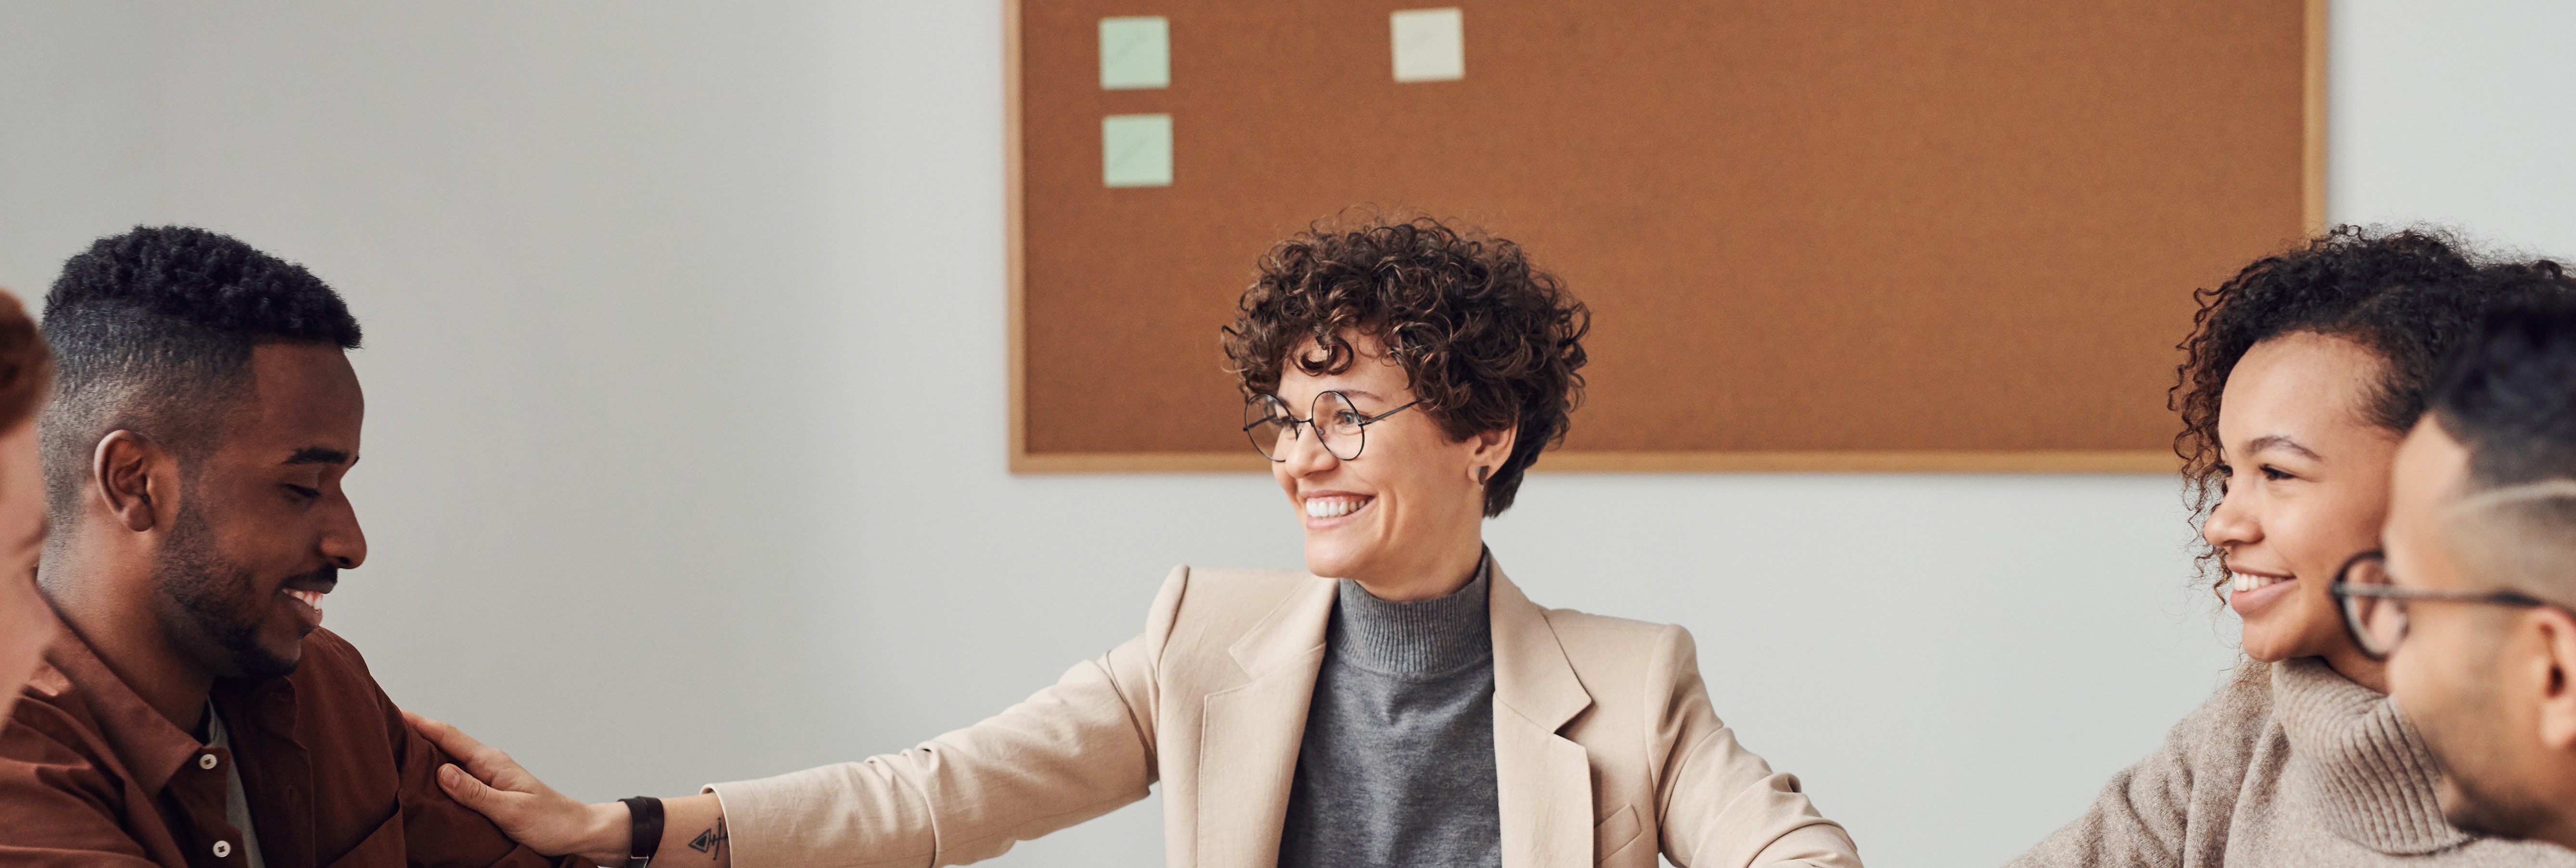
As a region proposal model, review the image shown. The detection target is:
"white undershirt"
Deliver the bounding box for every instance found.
[203,702,269,868]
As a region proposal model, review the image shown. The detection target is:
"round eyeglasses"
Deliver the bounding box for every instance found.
[1243,391,1420,462]
[2331,550,2548,659]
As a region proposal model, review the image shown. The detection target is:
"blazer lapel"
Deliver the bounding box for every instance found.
[1489,565,1597,868]
[1197,575,1337,868]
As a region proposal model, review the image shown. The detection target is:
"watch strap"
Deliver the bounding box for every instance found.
[619,796,664,868]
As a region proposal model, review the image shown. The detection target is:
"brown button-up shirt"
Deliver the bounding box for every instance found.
[0,608,588,868]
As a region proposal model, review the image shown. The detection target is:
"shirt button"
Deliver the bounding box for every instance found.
[212,841,232,858]
[198,754,219,770]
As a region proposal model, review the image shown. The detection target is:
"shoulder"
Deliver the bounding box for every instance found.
[4,661,115,766]
[1543,606,1687,648]
[285,628,386,700]
[4,630,135,773]
[0,661,131,820]
[1534,602,1695,675]
[2153,659,2279,770]
[1147,565,1327,628]
[1162,564,1318,597]
[2194,659,2278,735]
[281,628,405,738]
[1513,595,1704,723]
[298,627,370,674]
[13,656,100,730]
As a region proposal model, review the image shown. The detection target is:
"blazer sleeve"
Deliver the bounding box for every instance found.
[703,566,1188,868]
[1649,626,1863,868]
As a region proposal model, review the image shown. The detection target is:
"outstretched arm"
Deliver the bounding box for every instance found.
[414,643,1157,868]
[416,565,1189,868]
[409,712,733,868]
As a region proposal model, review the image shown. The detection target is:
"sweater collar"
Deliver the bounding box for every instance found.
[1327,552,1492,678]
[2273,657,2473,854]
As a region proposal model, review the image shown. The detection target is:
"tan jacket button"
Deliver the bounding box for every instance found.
[198,754,218,770]
[212,841,232,858]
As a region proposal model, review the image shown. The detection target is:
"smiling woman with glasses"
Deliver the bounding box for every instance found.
[407,215,1862,868]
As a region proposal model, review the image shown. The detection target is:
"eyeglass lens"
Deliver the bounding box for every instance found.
[2339,556,2407,656]
[1244,392,1371,461]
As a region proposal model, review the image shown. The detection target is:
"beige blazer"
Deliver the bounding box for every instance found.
[708,563,1860,868]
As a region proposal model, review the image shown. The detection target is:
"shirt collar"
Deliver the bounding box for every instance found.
[35,604,219,796]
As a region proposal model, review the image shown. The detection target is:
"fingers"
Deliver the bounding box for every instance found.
[404,709,518,782]
[405,709,484,756]
[437,762,512,815]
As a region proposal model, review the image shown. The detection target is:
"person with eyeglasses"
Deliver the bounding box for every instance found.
[2335,303,2576,853]
[2009,229,2576,868]
[403,216,1863,868]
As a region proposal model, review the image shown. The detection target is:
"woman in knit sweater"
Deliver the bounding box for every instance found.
[2009,228,2576,867]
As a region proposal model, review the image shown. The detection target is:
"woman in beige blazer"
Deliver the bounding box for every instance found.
[411,217,1862,868]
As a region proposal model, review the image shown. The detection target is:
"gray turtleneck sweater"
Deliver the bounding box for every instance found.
[1276,564,1502,868]
[2011,657,2576,867]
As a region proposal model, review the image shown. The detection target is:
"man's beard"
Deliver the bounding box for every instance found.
[154,502,302,680]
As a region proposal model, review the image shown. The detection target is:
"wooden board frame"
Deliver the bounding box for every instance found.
[1006,0,2329,474]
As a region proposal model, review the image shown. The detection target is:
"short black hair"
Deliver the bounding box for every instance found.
[2173,226,2576,599]
[2432,304,2576,489]
[39,226,362,522]
[2426,304,2576,604]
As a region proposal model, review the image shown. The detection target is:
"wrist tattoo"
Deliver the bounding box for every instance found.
[687,818,727,857]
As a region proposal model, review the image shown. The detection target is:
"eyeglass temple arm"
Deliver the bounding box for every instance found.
[1359,399,1422,424]
[2335,583,2548,607]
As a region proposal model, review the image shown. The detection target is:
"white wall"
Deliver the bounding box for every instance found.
[0,2,2564,865]
[2330,0,2576,257]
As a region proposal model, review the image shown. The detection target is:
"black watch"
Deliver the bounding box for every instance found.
[619,797,664,868]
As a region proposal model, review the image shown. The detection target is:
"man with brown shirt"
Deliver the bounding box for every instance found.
[0,227,582,868]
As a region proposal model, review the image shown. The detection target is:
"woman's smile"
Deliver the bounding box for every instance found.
[1301,492,1373,526]
[2226,568,2297,616]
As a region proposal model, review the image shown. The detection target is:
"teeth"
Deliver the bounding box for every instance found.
[1304,498,1365,518]
[2229,572,2287,593]
[285,589,324,611]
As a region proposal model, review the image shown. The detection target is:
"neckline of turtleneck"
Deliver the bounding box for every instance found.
[2272,657,2474,855]
[1328,554,1493,679]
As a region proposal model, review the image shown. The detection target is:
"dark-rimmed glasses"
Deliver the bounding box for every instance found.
[2330,550,2549,659]
[1243,391,1420,461]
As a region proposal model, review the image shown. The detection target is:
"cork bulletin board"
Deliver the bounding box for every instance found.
[1008,0,2325,473]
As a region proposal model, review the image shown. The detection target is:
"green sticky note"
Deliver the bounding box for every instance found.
[1099,16,1170,90]
[1102,114,1173,188]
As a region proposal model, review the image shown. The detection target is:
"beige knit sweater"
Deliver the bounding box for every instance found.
[2010,658,2576,867]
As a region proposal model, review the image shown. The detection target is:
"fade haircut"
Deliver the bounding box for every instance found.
[39,227,362,527]
[2427,304,2576,603]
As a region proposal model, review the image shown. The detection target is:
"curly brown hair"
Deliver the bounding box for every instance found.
[1221,216,1589,517]
[2171,225,2576,600]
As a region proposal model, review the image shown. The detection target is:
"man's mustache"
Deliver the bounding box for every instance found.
[283,565,338,591]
